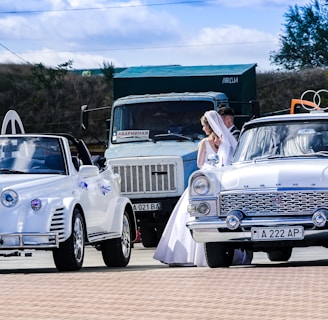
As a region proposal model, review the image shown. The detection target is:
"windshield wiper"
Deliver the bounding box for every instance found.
[154,133,193,141]
[0,168,26,174]
[254,152,328,162]
[301,151,328,157]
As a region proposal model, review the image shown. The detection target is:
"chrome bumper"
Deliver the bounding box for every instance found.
[0,233,59,249]
[186,216,328,243]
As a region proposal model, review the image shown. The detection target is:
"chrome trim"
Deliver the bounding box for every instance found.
[220,190,328,216]
[186,216,328,242]
[112,163,177,194]
[0,233,59,249]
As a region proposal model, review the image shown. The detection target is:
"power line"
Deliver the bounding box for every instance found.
[0,1,217,14]
[0,42,29,64]
[0,40,275,57]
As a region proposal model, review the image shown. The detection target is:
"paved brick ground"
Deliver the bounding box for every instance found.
[0,265,327,320]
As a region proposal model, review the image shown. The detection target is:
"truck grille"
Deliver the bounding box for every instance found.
[112,163,177,194]
[220,191,328,216]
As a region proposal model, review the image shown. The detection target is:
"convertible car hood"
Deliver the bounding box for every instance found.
[221,159,328,191]
[0,175,68,193]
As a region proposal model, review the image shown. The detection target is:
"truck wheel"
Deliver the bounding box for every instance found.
[53,208,85,271]
[267,248,292,262]
[205,242,234,268]
[101,211,132,267]
[140,227,158,248]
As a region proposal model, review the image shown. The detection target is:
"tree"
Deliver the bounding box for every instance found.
[100,61,115,83]
[270,0,328,70]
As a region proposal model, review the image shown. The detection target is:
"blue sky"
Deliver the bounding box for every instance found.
[0,0,310,71]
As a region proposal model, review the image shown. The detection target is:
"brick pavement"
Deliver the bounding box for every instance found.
[0,265,327,320]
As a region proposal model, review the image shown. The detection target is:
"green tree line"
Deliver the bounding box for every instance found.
[0,62,328,152]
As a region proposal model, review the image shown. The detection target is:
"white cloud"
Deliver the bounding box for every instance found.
[0,0,303,70]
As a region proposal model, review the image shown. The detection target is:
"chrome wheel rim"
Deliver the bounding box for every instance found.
[121,214,131,258]
[73,216,84,263]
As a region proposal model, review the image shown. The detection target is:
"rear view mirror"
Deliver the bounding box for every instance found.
[80,105,89,130]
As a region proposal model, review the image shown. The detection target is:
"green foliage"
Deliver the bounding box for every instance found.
[31,60,73,90]
[0,62,111,144]
[100,61,115,83]
[270,0,328,70]
[0,63,327,150]
[257,68,328,115]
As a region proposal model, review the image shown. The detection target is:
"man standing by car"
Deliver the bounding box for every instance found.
[219,105,253,265]
[218,106,241,140]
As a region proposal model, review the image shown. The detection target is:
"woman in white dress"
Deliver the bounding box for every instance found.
[197,115,220,168]
[153,110,238,267]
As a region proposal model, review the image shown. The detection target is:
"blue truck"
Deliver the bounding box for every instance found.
[85,64,259,247]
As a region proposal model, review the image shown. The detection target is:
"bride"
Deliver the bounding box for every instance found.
[153,110,241,266]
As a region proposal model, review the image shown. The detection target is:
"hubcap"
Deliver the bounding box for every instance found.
[121,215,131,258]
[73,216,84,263]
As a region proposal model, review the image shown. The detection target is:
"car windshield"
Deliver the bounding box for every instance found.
[111,100,214,143]
[233,120,328,162]
[0,136,66,174]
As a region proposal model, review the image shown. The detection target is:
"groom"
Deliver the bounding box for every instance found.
[218,106,240,140]
[218,105,253,265]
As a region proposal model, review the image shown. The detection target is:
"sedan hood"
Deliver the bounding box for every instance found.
[220,159,328,191]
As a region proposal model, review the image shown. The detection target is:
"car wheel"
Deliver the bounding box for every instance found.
[205,242,234,268]
[101,210,132,267]
[267,248,292,262]
[53,208,85,271]
[140,226,158,248]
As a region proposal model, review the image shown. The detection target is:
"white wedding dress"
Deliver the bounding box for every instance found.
[153,110,253,267]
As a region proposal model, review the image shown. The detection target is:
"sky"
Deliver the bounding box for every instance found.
[0,0,310,72]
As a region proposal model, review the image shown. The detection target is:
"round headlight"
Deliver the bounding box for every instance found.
[226,210,243,230]
[312,209,328,227]
[197,202,210,215]
[1,189,18,207]
[192,176,210,195]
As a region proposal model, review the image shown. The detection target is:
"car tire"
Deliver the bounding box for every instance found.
[53,208,85,271]
[205,242,234,268]
[101,210,132,267]
[267,248,293,262]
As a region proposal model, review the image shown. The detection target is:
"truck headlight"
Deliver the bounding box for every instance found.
[1,189,18,207]
[192,176,210,195]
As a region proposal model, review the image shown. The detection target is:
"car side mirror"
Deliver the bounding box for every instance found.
[78,165,99,178]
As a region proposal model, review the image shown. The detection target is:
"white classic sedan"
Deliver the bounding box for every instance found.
[187,110,328,267]
[0,133,137,271]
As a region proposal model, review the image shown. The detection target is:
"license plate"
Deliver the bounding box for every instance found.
[251,226,304,241]
[132,202,161,212]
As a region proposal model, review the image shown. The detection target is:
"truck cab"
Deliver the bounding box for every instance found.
[105,92,229,247]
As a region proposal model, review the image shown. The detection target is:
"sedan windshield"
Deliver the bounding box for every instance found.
[233,120,328,162]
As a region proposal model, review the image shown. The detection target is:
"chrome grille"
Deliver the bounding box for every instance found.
[112,163,177,194]
[220,191,328,216]
[50,207,65,241]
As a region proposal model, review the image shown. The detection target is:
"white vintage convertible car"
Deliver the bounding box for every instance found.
[0,132,137,271]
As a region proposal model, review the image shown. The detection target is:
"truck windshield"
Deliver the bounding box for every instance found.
[233,120,328,162]
[111,100,214,143]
